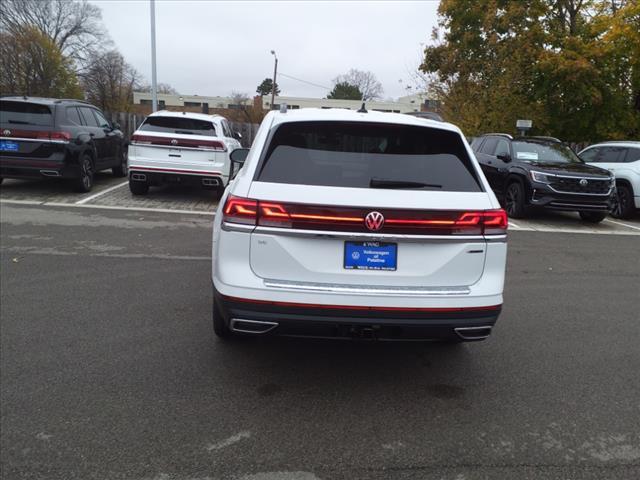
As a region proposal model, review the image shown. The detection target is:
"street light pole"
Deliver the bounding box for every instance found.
[150,0,158,112]
[270,50,278,110]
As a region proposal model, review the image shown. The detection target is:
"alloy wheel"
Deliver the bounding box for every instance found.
[611,189,629,218]
[81,158,93,189]
[505,185,518,215]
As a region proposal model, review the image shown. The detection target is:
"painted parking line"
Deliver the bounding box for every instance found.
[604,218,640,231]
[0,199,45,206]
[44,202,214,216]
[508,221,521,230]
[75,181,128,205]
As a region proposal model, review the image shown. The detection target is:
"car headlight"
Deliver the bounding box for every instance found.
[530,170,552,183]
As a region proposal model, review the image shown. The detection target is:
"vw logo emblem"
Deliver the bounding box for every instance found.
[364,211,385,231]
[3,129,11,136]
[170,139,178,146]
[579,178,588,187]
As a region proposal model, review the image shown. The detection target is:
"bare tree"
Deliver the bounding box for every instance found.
[333,69,384,100]
[0,0,108,69]
[81,50,141,113]
[230,91,250,107]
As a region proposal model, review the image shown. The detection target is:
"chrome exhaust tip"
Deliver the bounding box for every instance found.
[202,178,220,187]
[230,318,278,334]
[131,173,147,181]
[40,170,61,177]
[454,326,492,341]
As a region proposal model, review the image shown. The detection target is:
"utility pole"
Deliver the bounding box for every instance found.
[270,50,278,110]
[150,0,158,112]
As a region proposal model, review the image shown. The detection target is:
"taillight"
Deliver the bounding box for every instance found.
[129,134,225,151]
[222,196,258,225]
[482,209,508,234]
[130,133,152,145]
[3,130,70,142]
[192,139,226,151]
[221,198,507,235]
[48,131,72,142]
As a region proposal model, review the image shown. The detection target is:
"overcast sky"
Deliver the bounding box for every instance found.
[90,0,440,100]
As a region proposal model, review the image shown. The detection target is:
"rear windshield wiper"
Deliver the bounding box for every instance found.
[174,130,195,135]
[369,178,442,189]
[7,120,33,125]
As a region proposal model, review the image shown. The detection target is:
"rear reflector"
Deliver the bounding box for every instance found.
[130,134,226,151]
[223,295,502,313]
[222,196,508,235]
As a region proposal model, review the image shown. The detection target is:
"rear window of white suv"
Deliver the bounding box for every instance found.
[256,121,482,192]
[139,116,216,136]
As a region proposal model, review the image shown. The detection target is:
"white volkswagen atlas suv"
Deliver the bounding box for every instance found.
[212,108,508,342]
[128,111,241,197]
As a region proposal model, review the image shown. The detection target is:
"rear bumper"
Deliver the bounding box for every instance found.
[214,288,501,341]
[129,167,226,188]
[0,157,77,179]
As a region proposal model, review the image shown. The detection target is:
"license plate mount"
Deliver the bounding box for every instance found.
[0,140,19,152]
[344,241,397,271]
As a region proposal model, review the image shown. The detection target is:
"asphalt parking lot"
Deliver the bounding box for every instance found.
[2,175,640,235]
[1,192,639,479]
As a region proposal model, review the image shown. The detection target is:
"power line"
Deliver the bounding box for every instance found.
[278,73,331,91]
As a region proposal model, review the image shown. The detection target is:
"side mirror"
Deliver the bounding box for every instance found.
[229,148,250,178]
[112,122,121,131]
[234,131,242,140]
[497,153,511,162]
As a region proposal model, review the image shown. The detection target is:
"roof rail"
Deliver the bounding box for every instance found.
[483,133,513,139]
[526,135,562,143]
[54,99,92,105]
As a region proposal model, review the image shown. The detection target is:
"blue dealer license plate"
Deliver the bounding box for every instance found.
[344,242,397,271]
[0,141,19,152]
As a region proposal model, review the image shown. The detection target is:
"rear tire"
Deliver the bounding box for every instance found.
[213,297,233,339]
[611,184,635,219]
[579,211,607,223]
[74,154,94,193]
[504,180,527,218]
[112,149,128,177]
[129,179,149,195]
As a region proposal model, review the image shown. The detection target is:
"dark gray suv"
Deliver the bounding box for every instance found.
[0,97,127,192]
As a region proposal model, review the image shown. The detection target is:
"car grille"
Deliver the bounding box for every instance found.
[549,177,610,195]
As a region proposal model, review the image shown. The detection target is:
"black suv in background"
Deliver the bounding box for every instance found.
[471,134,615,222]
[0,97,127,192]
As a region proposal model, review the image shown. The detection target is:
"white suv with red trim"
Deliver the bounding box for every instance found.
[128,111,241,196]
[212,108,508,342]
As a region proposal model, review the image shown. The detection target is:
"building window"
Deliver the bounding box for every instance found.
[159,100,165,109]
[184,101,201,107]
[140,99,151,105]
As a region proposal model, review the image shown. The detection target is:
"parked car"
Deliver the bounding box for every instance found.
[127,111,242,196]
[472,134,615,222]
[211,108,507,342]
[0,96,127,192]
[578,141,640,219]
